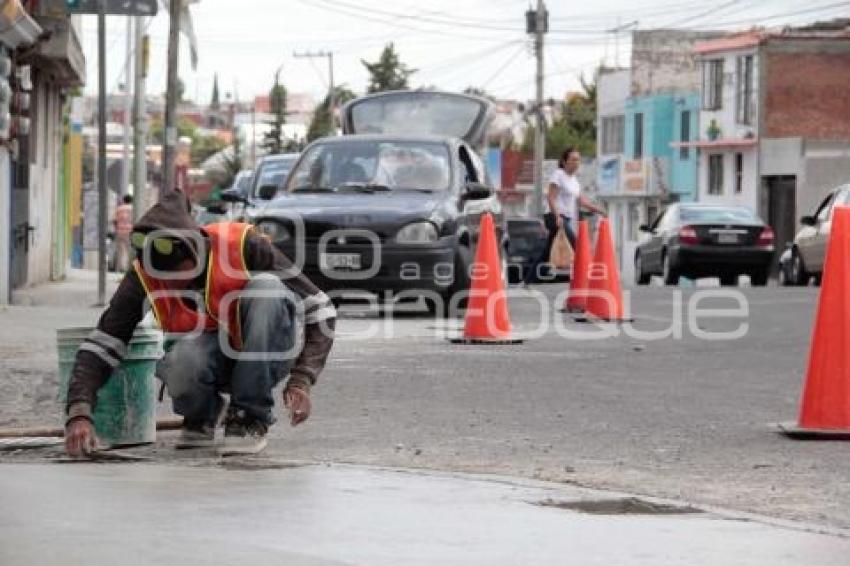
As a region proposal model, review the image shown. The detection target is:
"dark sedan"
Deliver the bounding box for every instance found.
[247,91,506,315]
[506,217,547,284]
[635,204,775,286]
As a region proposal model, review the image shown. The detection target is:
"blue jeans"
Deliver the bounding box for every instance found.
[157,274,297,426]
[523,214,577,284]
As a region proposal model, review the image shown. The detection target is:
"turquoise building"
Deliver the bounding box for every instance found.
[623,92,700,202]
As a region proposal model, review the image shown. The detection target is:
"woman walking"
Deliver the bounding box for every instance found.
[522,147,606,286]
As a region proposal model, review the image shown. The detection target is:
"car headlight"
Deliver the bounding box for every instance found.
[396,222,439,244]
[255,220,291,243]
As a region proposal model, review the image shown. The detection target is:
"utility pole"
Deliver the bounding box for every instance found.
[132,17,148,220]
[528,1,548,218]
[120,16,132,201]
[161,0,181,198]
[293,50,335,133]
[97,1,107,306]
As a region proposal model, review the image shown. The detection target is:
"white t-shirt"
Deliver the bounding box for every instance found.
[545,168,581,219]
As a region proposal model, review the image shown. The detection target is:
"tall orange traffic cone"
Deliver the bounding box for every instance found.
[779,205,850,439]
[451,213,523,345]
[581,218,631,323]
[565,220,592,313]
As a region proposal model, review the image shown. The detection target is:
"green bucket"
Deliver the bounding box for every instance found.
[57,327,164,447]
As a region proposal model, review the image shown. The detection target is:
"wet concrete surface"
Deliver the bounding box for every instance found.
[1,462,849,566]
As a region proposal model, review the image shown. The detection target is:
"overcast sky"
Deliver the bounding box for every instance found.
[79,0,849,104]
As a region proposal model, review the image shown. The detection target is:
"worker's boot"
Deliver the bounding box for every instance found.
[220,407,268,456]
[175,421,216,449]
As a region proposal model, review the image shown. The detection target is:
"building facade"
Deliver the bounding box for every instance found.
[597,30,720,280]
[1,0,85,304]
[689,24,850,262]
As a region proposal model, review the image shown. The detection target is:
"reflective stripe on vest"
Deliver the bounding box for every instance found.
[134,222,252,349]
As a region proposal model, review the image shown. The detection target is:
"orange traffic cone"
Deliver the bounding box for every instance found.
[564,220,592,313]
[580,218,631,323]
[779,205,850,439]
[451,213,523,345]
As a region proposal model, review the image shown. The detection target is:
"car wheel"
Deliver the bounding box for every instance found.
[662,251,680,286]
[750,270,769,286]
[790,251,810,286]
[634,253,651,286]
[720,274,738,287]
[813,273,822,287]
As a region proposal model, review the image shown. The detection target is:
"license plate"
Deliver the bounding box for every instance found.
[320,253,361,270]
[718,233,739,244]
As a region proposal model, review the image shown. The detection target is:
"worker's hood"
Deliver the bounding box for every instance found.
[133,190,204,271]
[134,190,201,235]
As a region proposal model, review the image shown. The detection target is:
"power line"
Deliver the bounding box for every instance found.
[298,0,520,42]
[661,0,744,28]
[682,0,850,29]
[480,44,528,89]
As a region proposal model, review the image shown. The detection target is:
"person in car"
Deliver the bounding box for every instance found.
[64,190,336,457]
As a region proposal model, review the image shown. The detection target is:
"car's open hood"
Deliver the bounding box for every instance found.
[341,91,494,147]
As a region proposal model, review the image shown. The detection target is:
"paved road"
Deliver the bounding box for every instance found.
[2,462,849,565]
[3,277,849,530]
[265,284,850,529]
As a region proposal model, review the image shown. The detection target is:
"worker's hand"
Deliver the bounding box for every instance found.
[283,384,312,427]
[65,417,97,459]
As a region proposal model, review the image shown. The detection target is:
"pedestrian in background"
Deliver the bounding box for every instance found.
[113,194,134,272]
[522,147,606,286]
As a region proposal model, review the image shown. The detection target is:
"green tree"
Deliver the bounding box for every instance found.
[307,85,357,142]
[149,116,198,144]
[262,75,289,155]
[191,134,227,165]
[210,73,220,110]
[362,43,416,93]
[520,73,598,158]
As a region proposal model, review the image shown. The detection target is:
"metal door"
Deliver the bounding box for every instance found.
[10,143,31,289]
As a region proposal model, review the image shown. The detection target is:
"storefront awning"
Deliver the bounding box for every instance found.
[670,138,758,150]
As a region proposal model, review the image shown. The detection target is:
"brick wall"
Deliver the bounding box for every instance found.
[764,41,850,139]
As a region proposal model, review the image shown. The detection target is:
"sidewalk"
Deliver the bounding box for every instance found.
[1,462,848,565]
[0,269,121,428]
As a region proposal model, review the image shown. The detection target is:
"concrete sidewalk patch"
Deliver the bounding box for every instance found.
[1,462,848,566]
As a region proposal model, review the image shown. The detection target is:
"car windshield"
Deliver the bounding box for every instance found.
[286,140,452,193]
[254,157,297,195]
[679,207,755,223]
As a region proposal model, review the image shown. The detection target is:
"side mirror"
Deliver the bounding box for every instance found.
[258,184,278,201]
[205,203,227,215]
[800,215,816,226]
[463,181,493,200]
[221,188,249,204]
[639,224,652,233]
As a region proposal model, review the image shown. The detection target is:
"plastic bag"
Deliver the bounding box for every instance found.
[549,228,574,269]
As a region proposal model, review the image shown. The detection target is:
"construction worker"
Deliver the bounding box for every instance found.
[113,194,134,272]
[64,190,336,457]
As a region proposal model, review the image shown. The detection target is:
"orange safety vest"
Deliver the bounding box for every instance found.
[133,222,253,350]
